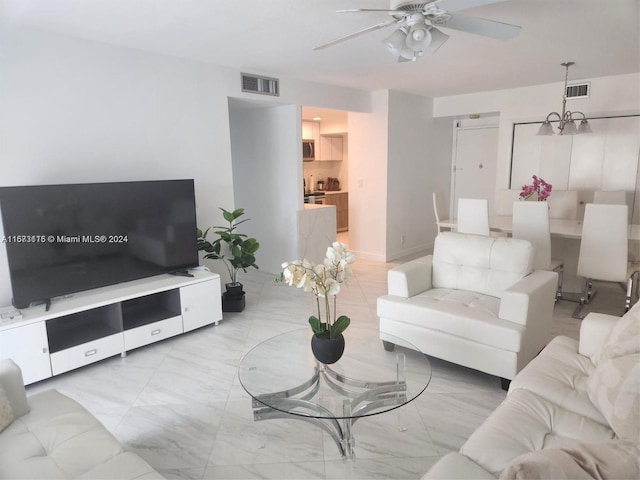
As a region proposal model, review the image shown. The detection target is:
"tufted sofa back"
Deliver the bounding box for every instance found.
[433,232,534,298]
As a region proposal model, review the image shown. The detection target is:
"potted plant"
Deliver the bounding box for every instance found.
[519,175,552,201]
[279,242,356,363]
[197,208,260,312]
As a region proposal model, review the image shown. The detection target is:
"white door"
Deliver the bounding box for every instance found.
[451,124,499,217]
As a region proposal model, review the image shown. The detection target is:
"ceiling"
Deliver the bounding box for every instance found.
[2,0,639,98]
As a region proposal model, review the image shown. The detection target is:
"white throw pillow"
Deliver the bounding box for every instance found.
[0,384,14,432]
[587,311,640,442]
[587,353,640,442]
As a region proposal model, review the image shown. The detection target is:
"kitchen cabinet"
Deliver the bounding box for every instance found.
[302,121,320,142]
[319,135,343,161]
[325,192,348,232]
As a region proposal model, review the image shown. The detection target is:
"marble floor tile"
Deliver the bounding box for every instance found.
[23,247,607,480]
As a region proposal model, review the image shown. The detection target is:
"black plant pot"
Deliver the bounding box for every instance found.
[311,333,345,364]
[222,283,245,312]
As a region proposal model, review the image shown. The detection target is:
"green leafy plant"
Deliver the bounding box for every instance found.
[279,242,355,339]
[197,208,260,285]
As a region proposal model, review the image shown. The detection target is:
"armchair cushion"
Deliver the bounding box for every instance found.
[377,288,523,351]
[432,232,533,297]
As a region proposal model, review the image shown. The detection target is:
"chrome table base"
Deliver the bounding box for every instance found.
[251,355,408,459]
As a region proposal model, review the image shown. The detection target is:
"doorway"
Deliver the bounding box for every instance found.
[301,106,350,246]
[451,121,499,217]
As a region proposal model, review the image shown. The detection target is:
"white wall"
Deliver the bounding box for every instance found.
[433,73,640,190]
[0,27,237,305]
[386,91,435,260]
[348,91,390,261]
[228,103,301,277]
[0,26,372,306]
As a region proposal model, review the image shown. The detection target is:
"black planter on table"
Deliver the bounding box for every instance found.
[311,333,345,364]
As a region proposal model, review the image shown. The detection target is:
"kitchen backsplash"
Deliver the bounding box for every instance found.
[303,161,348,191]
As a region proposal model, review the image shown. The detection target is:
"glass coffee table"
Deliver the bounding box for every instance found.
[238,327,432,458]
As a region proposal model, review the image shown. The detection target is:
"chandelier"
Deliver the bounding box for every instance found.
[537,62,591,135]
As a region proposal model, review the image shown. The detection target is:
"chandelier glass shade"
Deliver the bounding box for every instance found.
[537,62,591,136]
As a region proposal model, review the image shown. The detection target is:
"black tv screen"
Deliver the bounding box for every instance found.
[0,179,199,308]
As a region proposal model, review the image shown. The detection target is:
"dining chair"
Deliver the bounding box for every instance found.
[547,190,578,220]
[494,189,522,216]
[457,198,490,236]
[574,203,639,318]
[512,201,564,300]
[433,191,450,232]
[593,190,626,205]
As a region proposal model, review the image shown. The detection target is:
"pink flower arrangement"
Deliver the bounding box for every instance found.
[520,175,552,201]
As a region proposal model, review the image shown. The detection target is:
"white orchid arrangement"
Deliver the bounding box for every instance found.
[280,242,356,339]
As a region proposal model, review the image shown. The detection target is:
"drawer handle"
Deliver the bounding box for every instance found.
[85,349,97,357]
[151,329,162,336]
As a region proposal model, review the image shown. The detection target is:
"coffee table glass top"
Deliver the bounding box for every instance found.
[238,327,432,420]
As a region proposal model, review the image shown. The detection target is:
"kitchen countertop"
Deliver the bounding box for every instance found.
[303,203,334,210]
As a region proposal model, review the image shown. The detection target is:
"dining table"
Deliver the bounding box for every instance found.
[437,215,640,241]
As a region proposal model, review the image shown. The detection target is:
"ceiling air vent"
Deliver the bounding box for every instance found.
[241,73,279,96]
[566,82,590,99]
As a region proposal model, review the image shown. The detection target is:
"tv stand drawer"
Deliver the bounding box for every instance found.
[50,333,123,375]
[124,316,182,351]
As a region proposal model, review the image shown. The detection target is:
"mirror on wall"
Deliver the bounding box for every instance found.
[510,115,640,223]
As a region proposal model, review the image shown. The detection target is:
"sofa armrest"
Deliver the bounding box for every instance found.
[0,359,30,418]
[387,255,433,298]
[578,313,618,362]
[498,270,557,327]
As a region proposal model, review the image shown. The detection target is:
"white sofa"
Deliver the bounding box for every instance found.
[377,232,558,384]
[424,301,640,479]
[0,359,162,479]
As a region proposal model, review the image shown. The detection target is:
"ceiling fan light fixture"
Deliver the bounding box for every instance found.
[383,28,407,56]
[405,24,432,50]
[398,45,419,62]
[427,27,449,54]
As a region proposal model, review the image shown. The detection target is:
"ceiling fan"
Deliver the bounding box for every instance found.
[313,0,521,62]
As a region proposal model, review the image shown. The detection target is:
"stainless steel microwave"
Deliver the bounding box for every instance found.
[303,140,315,161]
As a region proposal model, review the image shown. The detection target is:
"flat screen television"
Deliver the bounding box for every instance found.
[0,179,199,309]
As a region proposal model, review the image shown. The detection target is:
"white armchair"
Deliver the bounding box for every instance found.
[377,232,558,386]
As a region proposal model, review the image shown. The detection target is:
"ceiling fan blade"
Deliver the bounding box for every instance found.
[433,0,508,12]
[438,12,521,40]
[337,9,405,13]
[312,19,399,51]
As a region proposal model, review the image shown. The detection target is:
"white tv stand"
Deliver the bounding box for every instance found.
[0,270,221,385]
